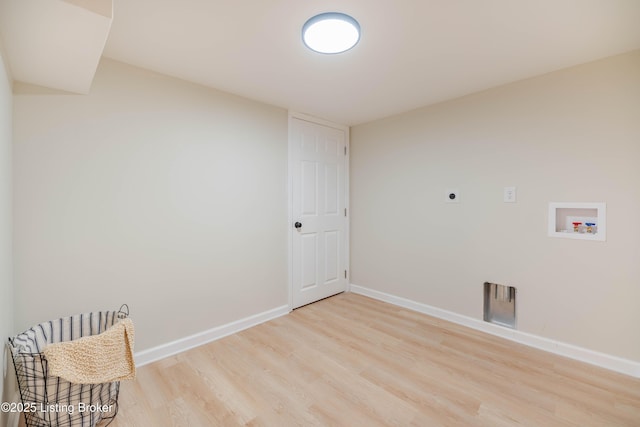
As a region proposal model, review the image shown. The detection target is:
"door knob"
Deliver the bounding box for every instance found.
[294,222,302,229]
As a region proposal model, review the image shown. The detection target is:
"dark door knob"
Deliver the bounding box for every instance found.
[294,222,302,229]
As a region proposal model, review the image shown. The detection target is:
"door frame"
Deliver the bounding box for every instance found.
[287,111,350,310]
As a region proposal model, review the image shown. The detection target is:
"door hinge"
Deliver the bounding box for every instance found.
[344,208,347,217]
[345,270,347,279]
[344,146,347,155]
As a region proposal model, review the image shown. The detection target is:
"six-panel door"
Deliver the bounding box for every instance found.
[291,117,347,308]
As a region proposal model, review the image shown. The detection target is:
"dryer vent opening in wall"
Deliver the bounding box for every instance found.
[484,282,516,329]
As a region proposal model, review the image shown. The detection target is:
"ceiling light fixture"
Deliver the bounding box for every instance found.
[302,12,361,54]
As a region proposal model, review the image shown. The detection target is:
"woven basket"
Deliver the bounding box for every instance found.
[8,307,129,427]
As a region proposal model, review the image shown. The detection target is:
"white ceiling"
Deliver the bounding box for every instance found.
[3,1,640,125]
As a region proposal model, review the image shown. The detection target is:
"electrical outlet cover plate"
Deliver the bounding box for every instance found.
[504,186,516,203]
[445,189,460,203]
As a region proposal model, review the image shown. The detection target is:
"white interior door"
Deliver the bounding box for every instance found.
[290,115,348,309]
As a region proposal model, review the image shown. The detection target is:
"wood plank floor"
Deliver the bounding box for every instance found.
[109,293,640,426]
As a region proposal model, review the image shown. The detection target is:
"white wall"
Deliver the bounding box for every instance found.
[13,58,289,352]
[0,42,14,427]
[350,50,640,362]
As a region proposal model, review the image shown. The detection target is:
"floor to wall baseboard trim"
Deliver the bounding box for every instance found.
[134,305,290,367]
[350,284,640,378]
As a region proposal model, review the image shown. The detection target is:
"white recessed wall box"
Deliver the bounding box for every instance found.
[548,202,606,241]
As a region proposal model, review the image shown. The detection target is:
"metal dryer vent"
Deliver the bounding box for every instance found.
[483,282,516,329]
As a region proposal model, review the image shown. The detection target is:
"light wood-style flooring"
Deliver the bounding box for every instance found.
[110,293,640,426]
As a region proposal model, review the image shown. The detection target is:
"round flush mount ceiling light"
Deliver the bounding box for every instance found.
[302,12,361,54]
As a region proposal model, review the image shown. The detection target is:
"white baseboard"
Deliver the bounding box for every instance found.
[134,305,290,367]
[350,284,640,378]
